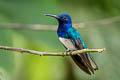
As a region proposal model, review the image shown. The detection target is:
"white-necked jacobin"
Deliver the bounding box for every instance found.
[45,14,98,75]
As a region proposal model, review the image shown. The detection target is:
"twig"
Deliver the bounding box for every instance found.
[0,16,120,31]
[0,24,57,31]
[0,46,106,56]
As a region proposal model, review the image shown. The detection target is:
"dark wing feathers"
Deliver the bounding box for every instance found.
[71,55,92,75]
[75,38,95,72]
[68,29,98,75]
[71,38,95,75]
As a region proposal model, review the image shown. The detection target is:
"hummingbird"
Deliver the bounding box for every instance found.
[45,14,98,75]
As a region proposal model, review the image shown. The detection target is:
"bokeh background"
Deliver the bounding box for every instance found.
[0,0,120,80]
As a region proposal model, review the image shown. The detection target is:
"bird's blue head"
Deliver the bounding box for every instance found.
[45,14,72,24]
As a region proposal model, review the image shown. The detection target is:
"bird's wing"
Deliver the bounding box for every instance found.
[67,28,98,75]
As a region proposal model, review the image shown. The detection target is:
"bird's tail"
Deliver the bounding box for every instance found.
[71,54,98,75]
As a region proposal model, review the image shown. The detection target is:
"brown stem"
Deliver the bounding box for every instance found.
[0,46,105,56]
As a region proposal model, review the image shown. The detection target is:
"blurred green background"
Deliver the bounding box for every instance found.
[0,0,120,80]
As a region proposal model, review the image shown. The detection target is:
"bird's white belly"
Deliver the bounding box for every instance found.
[59,37,76,50]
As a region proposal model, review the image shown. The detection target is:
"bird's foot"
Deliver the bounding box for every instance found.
[65,50,73,56]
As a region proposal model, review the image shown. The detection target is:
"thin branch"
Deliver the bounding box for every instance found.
[0,46,105,56]
[0,16,120,31]
[0,24,57,31]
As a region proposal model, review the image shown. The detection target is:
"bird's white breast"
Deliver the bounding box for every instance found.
[59,37,76,50]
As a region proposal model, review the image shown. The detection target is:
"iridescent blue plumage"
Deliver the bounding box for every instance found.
[45,14,98,75]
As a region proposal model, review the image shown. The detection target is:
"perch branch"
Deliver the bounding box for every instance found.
[0,46,105,56]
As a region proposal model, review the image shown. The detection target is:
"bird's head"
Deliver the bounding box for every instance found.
[45,14,72,24]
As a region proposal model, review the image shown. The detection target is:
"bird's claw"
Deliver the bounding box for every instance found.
[65,50,72,55]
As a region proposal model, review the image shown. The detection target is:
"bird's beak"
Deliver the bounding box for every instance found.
[44,14,60,20]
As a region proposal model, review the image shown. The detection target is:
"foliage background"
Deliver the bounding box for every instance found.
[0,0,120,80]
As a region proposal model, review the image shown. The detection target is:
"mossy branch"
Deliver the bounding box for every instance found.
[0,46,105,56]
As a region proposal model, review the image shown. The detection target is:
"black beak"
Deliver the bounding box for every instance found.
[44,14,60,19]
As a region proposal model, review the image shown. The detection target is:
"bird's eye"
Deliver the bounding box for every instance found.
[63,16,68,21]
